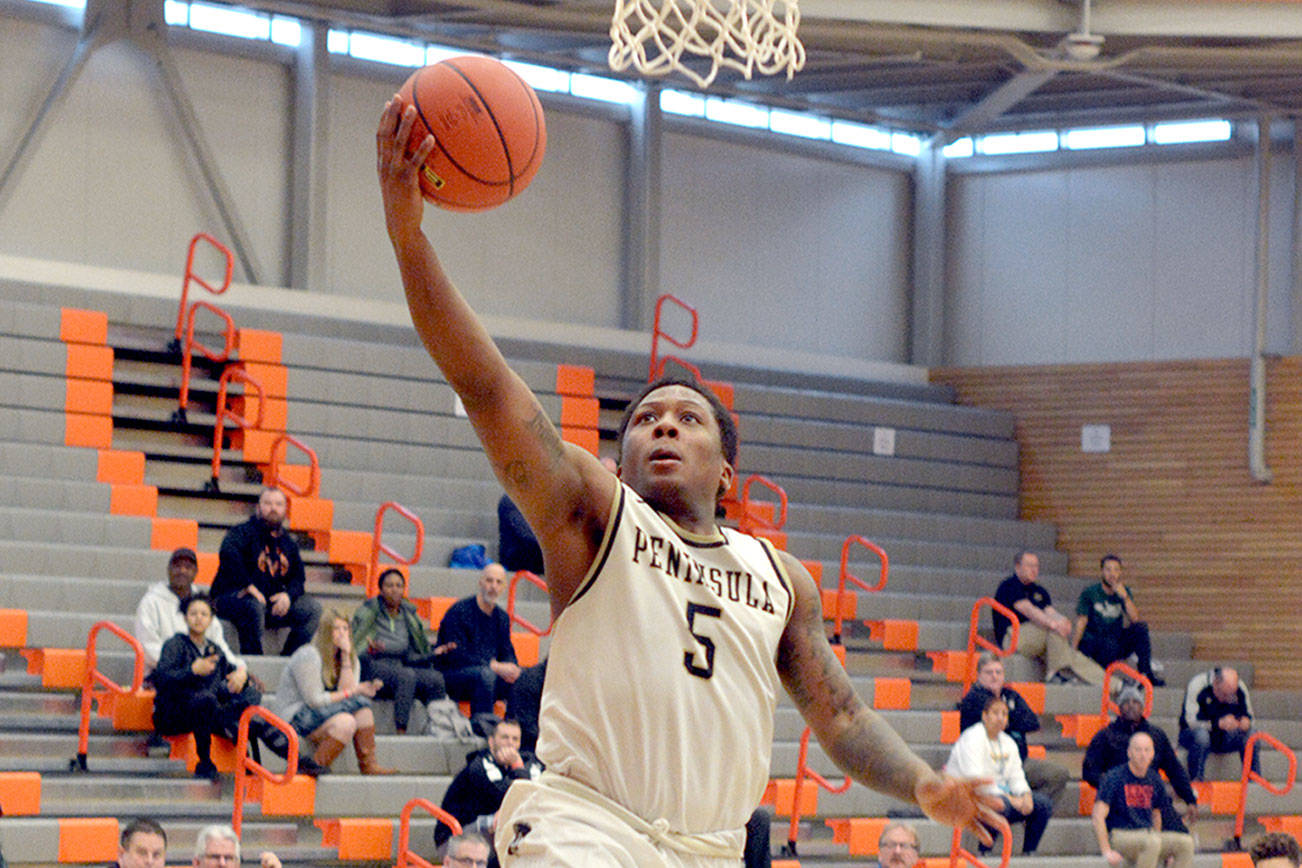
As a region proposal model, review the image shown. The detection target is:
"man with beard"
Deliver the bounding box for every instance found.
[211,487,322,655]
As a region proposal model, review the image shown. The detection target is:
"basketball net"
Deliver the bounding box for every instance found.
[608,0,806,88]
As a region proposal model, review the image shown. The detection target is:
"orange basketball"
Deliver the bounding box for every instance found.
[398,56,547,212]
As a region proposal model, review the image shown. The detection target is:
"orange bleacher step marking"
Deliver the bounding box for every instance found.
[821,590,856,621]
[58,817,119,862]
[256,774,317,816]
[872,677,911,710]
[238,362,288,397]
[750,527,787,549]
[287,496,333,533]
[238,429,278,464]
[195,552,218,586]
[65,378,113,415]
[65,343,114,381]
[1027,744,1047,760]
[427,597,457,630]
[1054,713,1107,747]
[1224,855,1254,868]
[231,395,287,431]
[762,778,819,818]
[560,396,599,428]
[1079,781,1096,815]
[1190,781,1241,814]
[97,449,145,485]
[316,818,394,860]
[555,364,595,396]
[512,633,541,668]
[111,689,155,731]
[0,609,28,647]
[324,529,372,565]
[65,412,113,449]
[1260,816,1302,838]
[825,817,888,856]
[23,648,87,688]
[60,308,109,345]
[940,710,960,744]
[830,644,846,666]
[560,427,599,456]
[235,328,283,364]
[926,650,972,683]
[110,484,159,517]
[0,772,41,815]
[151,517,198,551]
[772,862,801,868]
[866,619,919,651]
[1008,681,1046,714]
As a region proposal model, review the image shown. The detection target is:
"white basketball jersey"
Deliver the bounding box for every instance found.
[536,481,795,835]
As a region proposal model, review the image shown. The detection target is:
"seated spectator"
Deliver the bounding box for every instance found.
[192,824,283,868]
[151,594,300,781]
[1072,554,1164,685]
[875,821,921,868]
[134,547,241,673]
[1083,682,1198,831]
[1179,666,1259,781]
[441,834,492,868]
[497,494,543,575]
[211,487,322,656]
[993,550,1102,684]
[1092,731,1194,868]
[270,610,394,774]
[944,694,1051,855]
[958,652,1069,807]
[435,718,542,850]
[437,563,520,724]
[504,657,546,753]
[1252,832,1302,868]
[111,817,166,868]
[351,568,451,734]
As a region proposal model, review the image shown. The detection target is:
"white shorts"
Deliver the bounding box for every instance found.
[494,774,745,868]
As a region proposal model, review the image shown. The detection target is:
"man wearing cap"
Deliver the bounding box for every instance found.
[134,547,243,673]
[1083,682,1198,831]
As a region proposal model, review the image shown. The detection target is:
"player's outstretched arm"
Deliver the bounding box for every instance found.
[376,98,610,605]
[774,550,1001,842]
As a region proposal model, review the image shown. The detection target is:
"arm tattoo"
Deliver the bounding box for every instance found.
[526,410,565,466]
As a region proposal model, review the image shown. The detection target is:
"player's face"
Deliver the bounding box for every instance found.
[619,386,732,517]
[1014,554,1038,583]
[1127,733,1154,773]
[977,660,1004,693]
[258,489,288,528]
[119,832,166,868]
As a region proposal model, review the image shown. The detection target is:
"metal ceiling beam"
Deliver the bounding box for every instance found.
[939,68,1058,138]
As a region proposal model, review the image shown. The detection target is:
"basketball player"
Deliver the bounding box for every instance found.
[376,97,999,866]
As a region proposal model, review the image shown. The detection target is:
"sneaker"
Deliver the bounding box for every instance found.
[194,760,220,783]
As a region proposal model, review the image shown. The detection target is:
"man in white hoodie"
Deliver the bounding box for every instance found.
[134,548,243,673]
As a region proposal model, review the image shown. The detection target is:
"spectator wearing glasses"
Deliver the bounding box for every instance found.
[443,834,492,868]
[191,825,282,868]
[876,822,921,868]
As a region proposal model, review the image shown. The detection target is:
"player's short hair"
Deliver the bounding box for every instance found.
[121,817,166,849]
[1251,832,1302,867]
[1100,553,1123,569]
[616,376,738,469]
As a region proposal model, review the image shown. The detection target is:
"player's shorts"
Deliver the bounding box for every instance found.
[494,772,745,868]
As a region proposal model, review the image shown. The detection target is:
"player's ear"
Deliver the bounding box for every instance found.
[716,460,734,501]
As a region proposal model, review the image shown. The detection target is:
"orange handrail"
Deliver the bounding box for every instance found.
[209,367,265,488]
[784,726,852,855]
[1234,730,1297,844]
[232,705,298,837]
[648,293,699,382]
[367,501,425,597]
[396,798,463,868]
[949,814,1013,868]
[73,621,149,771]
[829,535,889,641]
[508,570,552,636]
[1101,662,1153,718]
[266,433,320,498]
[178,299,237,416]
[174,232,234,342]
[961,598,1020,693]
[739,474,788,534]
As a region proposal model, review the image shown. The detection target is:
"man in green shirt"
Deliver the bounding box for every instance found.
[1073,554,1164,686]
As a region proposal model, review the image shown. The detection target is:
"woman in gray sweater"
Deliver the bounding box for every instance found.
[270,608,394,774]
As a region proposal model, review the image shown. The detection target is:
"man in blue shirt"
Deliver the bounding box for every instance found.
[1092,731,1193,868]
[437,563,520,722]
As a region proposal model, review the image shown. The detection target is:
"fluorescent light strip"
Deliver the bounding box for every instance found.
[942,137,974,159]
[569,73,638,105]
[661,89,706,118]
[188,2,269,40]
[503,60,570,94]
[706,98,769,129]
[831,121,891,150]
[1152,119,1232,145]
[347,31,424,66]
[1062,125,1145,150]
[978,130,1058,156]
[164,0,189,25]
[769,109,830,140]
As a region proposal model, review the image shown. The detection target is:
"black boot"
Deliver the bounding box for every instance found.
[256,722,326,776]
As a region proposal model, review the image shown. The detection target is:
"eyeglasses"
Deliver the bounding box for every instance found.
[201,856,238,864]
[446,857,489,868]
[881,841,919,851]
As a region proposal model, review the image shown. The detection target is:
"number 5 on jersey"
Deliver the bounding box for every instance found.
[684,602,722,679]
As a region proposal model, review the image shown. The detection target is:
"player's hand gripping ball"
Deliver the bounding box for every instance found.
[397,56,547,212]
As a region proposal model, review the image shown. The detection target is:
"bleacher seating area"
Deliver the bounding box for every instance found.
[1,264,1300,868]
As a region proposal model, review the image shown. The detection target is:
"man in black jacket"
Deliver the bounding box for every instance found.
[958,652,1069,807]
[436,563,519,718]
[211,487,321,655]
[1082,682,1198,831]
[435,718,543,849]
